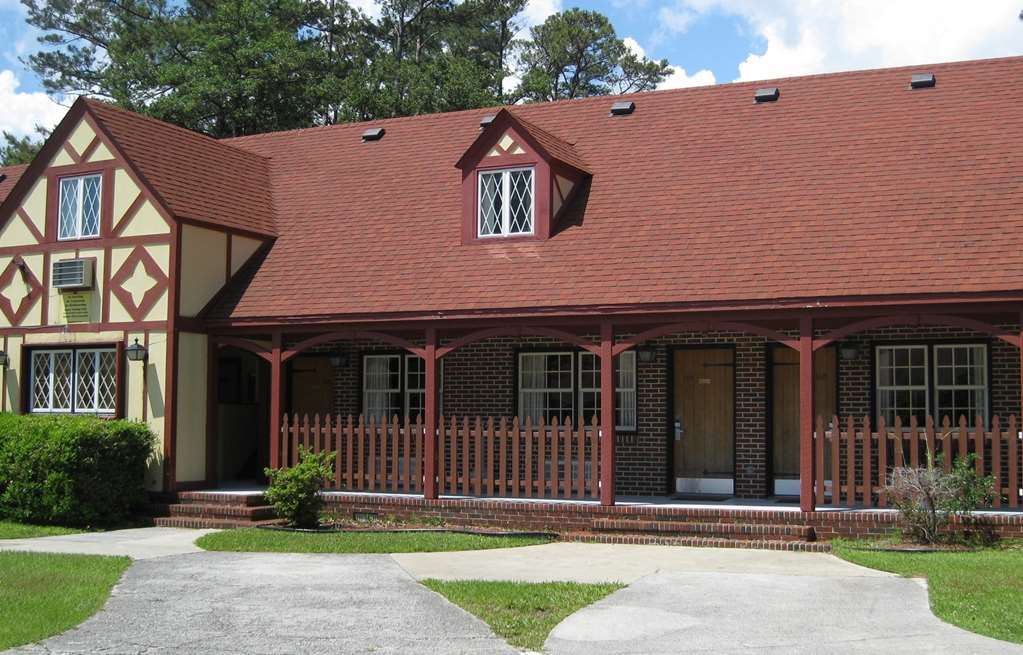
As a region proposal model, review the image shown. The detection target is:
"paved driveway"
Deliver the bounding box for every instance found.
[10,552,514,655]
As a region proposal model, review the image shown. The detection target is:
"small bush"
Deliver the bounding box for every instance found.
[0,414,154,528]
[885,452,994,544]
[263,447,335,528]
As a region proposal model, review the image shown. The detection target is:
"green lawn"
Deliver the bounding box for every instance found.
[423,579,623,651]
[0,521,82,540]
[833,541,1023,644]
[0,551,130,650]
[196,528,554,554]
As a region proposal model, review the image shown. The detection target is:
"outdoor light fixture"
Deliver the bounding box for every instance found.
[126,338,148,362]
[0,351,7,368]
[637,348,656,364]
[839,344,860,361]
[329,352,350,368]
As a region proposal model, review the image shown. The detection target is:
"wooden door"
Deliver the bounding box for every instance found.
[770,347,837,479]
[289,356,334,419]
[673,349,734,478]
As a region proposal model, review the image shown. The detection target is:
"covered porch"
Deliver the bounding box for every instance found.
[202,303,1023,512]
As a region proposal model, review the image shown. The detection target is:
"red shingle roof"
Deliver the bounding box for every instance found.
[0,165,28,205]
[196,56,1023,320]
[85,100,277,237]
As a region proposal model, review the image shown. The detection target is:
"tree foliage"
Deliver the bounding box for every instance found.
[0,127,48,166]
[21,0,675,137]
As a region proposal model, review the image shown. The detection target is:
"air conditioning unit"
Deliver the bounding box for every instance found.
[52,259,94,291]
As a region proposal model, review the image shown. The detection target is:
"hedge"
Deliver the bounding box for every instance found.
[0,414,154,528]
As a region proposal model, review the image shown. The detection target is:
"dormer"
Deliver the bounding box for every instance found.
[456,109,590,244]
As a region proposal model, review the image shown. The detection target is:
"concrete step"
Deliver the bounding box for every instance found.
[564,532,831,553]
[151,516,285,530]
[148,502,277,521]
[592,519,815,542]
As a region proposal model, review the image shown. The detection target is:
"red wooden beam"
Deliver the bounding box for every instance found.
[436,325,599,359]
[599,322,616,506]
[268,331,283,470]
[799,317,816,512]
[282,330,427,362]
[611,320,798,356]
[813,314,1020,351]
[215,336,273,362]
[423,327,439,499]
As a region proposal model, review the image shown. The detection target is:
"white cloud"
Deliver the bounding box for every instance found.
[522,0,560,27]
[669,0,1023,82]
[0,69,67,137]
[657,5,698,34]
[348,0,381,19]
[623,37,646,59]
[659,65,716,89]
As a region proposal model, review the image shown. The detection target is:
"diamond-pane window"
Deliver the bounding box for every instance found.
[477,168,533,237]
[30,348,116,414]
[57,174,102,240]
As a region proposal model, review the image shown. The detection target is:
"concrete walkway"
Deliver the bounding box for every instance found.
[0,527,214,559]
[10,552,514,655]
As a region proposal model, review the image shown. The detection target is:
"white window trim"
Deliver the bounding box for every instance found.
[477,167,535,238]
[518,351,574,422]
[578,351,637,431]
[933,343,988,424]
[75,349,117,414]
[875,344,930,426]
[403,354,443,419]
[30,347,115,414]
[58,174,103,241]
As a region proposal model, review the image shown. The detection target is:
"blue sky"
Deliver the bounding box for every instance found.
[2,0,1022,135]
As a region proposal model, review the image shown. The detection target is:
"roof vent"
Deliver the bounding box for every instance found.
[361,127,385,142]
[479,115,496,129]
[909,73,936,89]
[754,87,780,103]
[609,101,635,116]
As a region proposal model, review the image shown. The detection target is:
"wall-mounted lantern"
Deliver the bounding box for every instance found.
[0,351,8,368]
[839,344,861,361]
[329,352,350,368]
[126,339,148,362]
[636,348,656,364]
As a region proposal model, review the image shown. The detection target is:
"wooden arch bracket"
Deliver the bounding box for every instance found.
[812,314,1020,351]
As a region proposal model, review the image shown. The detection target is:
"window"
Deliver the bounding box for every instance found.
[519,351,638,429]
[363,354,441,421]
[875,343,989,426]
[58,174,102,240]
[478,168,534,237]
[30,348,116,414]
[876,345,929,425]
[934,344,987,424]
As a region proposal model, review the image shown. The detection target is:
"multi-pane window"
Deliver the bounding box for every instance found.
[363,354,441,421]
[31,348,116,414]
[934,344,987,424]
[876,345,929,425]
[875,343,989,426]
[58,174,102,240]
[579,351,637,430]
[478,168,534,237]
[519,351,638,429]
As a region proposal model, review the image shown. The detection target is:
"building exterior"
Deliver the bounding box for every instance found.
[2,56,1023,516]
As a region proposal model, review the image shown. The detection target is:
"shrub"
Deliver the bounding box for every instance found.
[0,414,154,528]
[263,447,335,529]
[885,452,994,544]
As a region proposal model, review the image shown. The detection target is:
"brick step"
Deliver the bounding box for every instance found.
[174,491,268,506]
[148,502,277,521]
[564,532,831,553]
[592,519,815,541]
[152,516,285,530]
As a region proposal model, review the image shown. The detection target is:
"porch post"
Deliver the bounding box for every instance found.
[269,331,283,470]
[423,327,439,499]
[798,316,816,511]
[599,322,616,506]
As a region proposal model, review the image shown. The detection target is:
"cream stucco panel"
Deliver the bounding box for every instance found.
[120,200,170,237]
[2,335,23,412]
[144,330,168,491]
[24,331,124,346]
[180,225,227,317]
[175,332,208,483]
[556,175,574,199]
[67,120,97,157]
[230,235,263,275]
[112,169,141,226]
[21,179,47,233]
[486,147,501,157]
[86,142,114,163]
[50,146,74,168]
[0,253,44,328]
[0,212,40,248]
[125,331,146,422]
[498,133,516,151]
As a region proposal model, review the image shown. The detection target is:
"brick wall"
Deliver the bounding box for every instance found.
[289,324,1021,499]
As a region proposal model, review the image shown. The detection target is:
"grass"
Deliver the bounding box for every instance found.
[833,540,1023,644]
[0,551,130,650]
[422,579,623,651]
[0,521,83,540]
[196,527,554,554]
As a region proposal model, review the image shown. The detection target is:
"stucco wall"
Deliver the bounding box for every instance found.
[175,331,208,483]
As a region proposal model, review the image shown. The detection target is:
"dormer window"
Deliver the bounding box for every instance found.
[58,174,102,240]
[478,167,534,238]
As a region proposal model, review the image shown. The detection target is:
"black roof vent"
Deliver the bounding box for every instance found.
[910,73,936,89]
[361,127,385,142]
[754,87,780,103]
[479,115,496,129]
[609,101,635,116]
